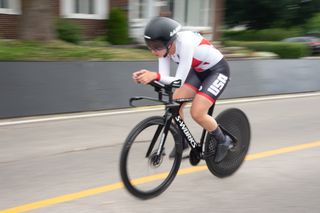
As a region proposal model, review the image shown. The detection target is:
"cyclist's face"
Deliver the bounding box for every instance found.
[146,40,167,57]
[167,43,176,55]
[148,43,175,57]
[150,48,167,57]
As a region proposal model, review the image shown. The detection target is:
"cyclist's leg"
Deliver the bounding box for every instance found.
[190,58,232,162]
[190,95,218,131]
[173,85,196,118]
[169,85,195,158]
[173,69,200,118]
[169,70,200,158]
[190,59,229,130]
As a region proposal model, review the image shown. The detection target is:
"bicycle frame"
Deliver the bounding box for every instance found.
[121,81,250,199]
[131,80,214,158]
[165,103,200,149]
[160,101,215,155]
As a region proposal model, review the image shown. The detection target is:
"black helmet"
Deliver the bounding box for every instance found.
[144,17,181,51]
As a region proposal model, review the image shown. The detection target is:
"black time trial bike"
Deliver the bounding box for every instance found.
[119,80,250,199]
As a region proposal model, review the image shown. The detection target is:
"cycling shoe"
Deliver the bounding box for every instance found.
[214,135,233,163]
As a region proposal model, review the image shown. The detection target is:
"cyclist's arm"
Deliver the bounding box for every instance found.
[174,41,194,84]
[157,42,194,85]
[156,56,176,84]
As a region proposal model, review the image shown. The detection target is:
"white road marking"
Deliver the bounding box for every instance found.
[1,92,320,126]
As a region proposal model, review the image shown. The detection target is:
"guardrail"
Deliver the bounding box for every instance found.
[0,59,319,118]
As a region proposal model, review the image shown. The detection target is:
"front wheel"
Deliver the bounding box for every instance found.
[120,116,182,199]
[205,108,251,178]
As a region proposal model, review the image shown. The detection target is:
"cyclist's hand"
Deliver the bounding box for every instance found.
[133,70,157,85]
[132,70,146,84]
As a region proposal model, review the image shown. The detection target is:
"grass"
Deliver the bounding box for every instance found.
[0,40,157,61]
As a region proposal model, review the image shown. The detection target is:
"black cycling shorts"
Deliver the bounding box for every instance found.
[184,58,230,103]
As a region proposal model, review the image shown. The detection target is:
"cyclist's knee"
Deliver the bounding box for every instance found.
[190,108,206,124]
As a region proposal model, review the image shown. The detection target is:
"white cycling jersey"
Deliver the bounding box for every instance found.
[157,31,224,85]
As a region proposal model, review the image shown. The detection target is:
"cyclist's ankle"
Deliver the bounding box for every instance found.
[209,126,226,143]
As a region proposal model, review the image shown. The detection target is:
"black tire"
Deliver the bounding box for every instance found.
[205,108,250,178]
[120,116,182,199]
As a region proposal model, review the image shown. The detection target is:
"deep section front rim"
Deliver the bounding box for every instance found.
[120,116,182,199]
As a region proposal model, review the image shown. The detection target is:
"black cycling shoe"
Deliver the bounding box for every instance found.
[214,135,233,163]
[169,139,189,158]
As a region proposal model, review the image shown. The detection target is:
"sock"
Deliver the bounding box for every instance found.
[209,126,226,142]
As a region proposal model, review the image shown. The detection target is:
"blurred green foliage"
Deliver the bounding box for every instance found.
[0,40,154,61]
[55,19,82,44]
[106,8,130,45]
[224,41,311,58]
[306,12,320,36]
[222,28,304,41]
[225,0,320,29]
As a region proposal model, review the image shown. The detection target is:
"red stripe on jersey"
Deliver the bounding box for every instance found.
[192,57,202,68]
[194,67,204,72]
[199,38,211,46]
[192,38,212,72]
[192,57,206,72]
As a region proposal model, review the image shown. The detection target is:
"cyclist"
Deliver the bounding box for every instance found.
[132,17,232,162]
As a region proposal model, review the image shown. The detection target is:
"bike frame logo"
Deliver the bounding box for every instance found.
[174,116,197,148]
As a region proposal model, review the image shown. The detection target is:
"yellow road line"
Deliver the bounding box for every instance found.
[1,141,320,213]
[245,141,320,160]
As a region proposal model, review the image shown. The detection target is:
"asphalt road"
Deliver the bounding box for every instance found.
[1,92,320,213]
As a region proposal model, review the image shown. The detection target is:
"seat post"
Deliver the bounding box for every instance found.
[208,104,215,116]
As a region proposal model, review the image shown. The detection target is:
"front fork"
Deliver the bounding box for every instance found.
[156,113,173,156]
[145,111,173,158]
[146,102,210,158]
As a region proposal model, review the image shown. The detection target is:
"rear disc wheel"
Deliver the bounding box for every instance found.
[205,108,251,178]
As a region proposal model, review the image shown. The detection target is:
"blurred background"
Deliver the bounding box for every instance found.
[1,1,320,213]
[1,0,320,118]
[0,0,319,60]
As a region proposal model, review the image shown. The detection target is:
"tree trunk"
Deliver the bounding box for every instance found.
[18,0,55,41]
[212,0,225,40]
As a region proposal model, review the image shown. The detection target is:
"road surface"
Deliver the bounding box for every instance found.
[1,92,320,213]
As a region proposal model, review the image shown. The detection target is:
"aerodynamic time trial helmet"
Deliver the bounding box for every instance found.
[144,16,181,51]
